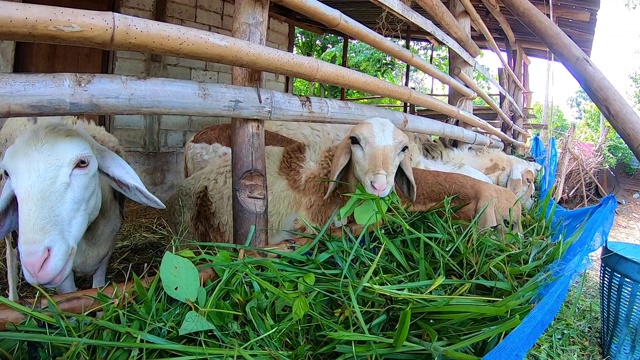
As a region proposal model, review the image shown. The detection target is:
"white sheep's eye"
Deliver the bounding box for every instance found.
[401,146,409,153]
[2,170,8,179]
[75,159,90,169]
[350,136,360,146]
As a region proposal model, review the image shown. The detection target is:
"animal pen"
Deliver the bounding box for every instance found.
[0,0,638,358]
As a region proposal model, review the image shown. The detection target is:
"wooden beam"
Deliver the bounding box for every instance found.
[448,0,473,132]
[413,0,481,57]
[0,73,505,148]
[370,0,524,117]
[231,0,270,247]
[533,3,592,22]
[269,11,323,35]
[273,0,476,98]
[500,0,640,164]
[284,22,295,94]
[478,0,516,48]
[403,25,411,114]
[459,0,525,91]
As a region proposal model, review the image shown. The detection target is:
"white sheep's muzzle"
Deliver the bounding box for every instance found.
[20,245,76,287]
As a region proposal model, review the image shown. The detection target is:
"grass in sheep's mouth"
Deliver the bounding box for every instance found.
[0,190,589,359]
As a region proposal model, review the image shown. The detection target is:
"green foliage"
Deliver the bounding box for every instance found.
[0,191,578,359]
[570,89,635,168]
[529,102,571,138]
[631,70,640,111]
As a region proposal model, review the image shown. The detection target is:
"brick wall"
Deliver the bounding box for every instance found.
[112,0,290,153]
[110,0,290,199]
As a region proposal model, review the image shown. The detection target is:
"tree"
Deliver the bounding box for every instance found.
[529,102,570,138]
[631,70,640,111]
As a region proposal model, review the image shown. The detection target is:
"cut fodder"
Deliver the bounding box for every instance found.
[0,191,581,359]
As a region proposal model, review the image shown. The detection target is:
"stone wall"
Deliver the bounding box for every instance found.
[111,0,290,200]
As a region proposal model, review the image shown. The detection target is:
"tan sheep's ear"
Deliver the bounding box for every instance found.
[395,155,417,202]
[522,169,535,185]
[507,170,523,195]
[325,136,352,199]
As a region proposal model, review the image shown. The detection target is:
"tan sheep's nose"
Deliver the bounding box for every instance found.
[22,247,51,282]
[371,180,387,192]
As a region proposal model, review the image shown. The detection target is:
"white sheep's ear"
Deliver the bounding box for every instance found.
[94,143,166,209]
[507,167,523,195]
[0,178,18,239]
[395,155,416,202]
[325,136,352,199]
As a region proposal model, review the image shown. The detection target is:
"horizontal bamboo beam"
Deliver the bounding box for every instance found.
[479,0,517,49]
[273,0,476,98]
[459,0,525,92]
[499,0,640,172]
[0,2,523,147]
[0,73,505,149]
[371,0,525,118]
[452,67,526,136]
[413,0,481,57]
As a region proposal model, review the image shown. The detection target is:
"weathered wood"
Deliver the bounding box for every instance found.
[453,68,527,136]
[458,0,524,91]
[284,22,295,94]
[501,0,640,161]
[340,35,349,100]
[555,124,576,201]
[413,0,481,57]
[512,47,525,144]
[231,0,270,247]
[370,0,524,118]
[273,0,476,98]
[403,25,411,114]
[533,2,591,22]
[479,0,516,48]
[0,73,505,149]
[0,3,526,145]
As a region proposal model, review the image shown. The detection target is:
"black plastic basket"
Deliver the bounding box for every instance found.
[600,241,640,360]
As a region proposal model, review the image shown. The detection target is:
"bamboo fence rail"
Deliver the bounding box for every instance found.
[0,73,505,148]
[273,0,476,99]
[0,2,523,147]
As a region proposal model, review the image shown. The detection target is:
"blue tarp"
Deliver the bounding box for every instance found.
[483,133,618,360]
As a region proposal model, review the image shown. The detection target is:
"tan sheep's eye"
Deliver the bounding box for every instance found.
[75,159,90,169]
[350,136,360,146]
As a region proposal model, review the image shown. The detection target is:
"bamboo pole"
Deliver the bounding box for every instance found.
[448,0,474,139]
[0,2,523,147]
[0,73,505,149]
[458,0,525,91]
[479,0,516,48]
[500,0,640,160]
[370,0,525,118]
[453,68,527,136]
[230,0,270,247]
[272,0,476,98]
[412,0,481,57]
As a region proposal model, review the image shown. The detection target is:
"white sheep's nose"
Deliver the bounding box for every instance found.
[21,247,51,282]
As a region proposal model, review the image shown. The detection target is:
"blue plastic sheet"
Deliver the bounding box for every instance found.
[483,133,618,360]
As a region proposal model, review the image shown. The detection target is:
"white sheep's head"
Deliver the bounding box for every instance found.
[507,165,537,210]
[0,122,165,289]
[325,117,416,201]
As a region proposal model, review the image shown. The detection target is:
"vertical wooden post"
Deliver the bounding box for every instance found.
[498,67,512,154]
[447,0,473,145]
[231,0,270,247]
[284,24,295,94]
[513,48,524,147]
[403,26,411,113]
[340,35,349,100]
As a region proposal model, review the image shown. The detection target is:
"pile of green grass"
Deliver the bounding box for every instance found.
[0,189,579,359]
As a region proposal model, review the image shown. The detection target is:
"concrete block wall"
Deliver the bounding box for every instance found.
[110,0,290,199]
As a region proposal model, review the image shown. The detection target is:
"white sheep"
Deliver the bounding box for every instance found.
[167,118,522,244]
[420,140,542,209]
[168,117,417,244]
[0,116,165,300]
[184,121,493,184]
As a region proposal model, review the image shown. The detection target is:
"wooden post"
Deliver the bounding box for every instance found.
[231,0,270,247]
[513,48,524,146]
[340,35,349,100]
[284,24,295,94]
[447,0,473,139]
[403,26,411,113]
[500,0,640,162]
[498,67,511,154]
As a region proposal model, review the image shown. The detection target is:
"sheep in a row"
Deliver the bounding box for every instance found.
[184,121,494,184]
[0,116,165,300]
[166,117,521,245]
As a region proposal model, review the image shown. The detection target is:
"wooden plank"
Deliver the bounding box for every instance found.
[533,3,591,22]
[478,0,516,48]
[284,22,295,94]
[230,0,270,247]
[413,0,481,57]
[340,35,349,100]
[0,73,505,149]
[500,0,640,162]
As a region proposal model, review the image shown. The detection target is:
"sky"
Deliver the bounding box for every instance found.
[475,0,640,120]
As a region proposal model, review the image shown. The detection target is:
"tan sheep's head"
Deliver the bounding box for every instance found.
[325,117,416,202]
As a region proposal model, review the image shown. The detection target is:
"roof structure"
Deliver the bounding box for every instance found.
[271,0,601,59]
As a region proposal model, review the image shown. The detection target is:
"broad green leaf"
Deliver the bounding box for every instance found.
[176,249,196,259]
[292,296,309,321]
[178,311,216,336]
[303,273,316,285]
[354,199,388,225]
[197,287,207,308]
[159,251,200,304]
